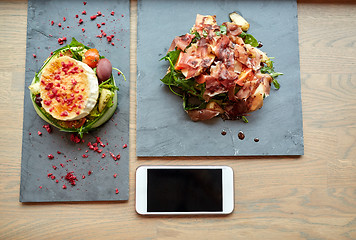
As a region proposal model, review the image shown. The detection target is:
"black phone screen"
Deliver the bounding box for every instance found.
[147,169,223,212]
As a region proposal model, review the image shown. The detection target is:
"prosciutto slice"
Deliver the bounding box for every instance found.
[168,33,195,52]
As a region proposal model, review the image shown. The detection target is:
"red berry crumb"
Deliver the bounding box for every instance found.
[63,17,66,21]
[70,134,81,143]
[111,11,115,16]
[97,11,102,16]
[62,184,67,189]
[115,188,119,194]
[75,14,79,18]
[82,175,85,179]
[58,23,61,27]
[79,19,83,24]
[33,54,36,58]
[123,144,127,149]
[56,179,59,183]
[51,175,55,180]
[39,186,42,189]
[82,28,85,33]
[111,42,115,46]
[90,15,97,20]
[82,10,86,15]
[88,170,92,176]
[48,173,53,177]
[52,165,57,170]
[65,172,78,186]
[48,154,54,159]
[113,173,117,178]
[101,22,105,25]
[43,124,52,133]
[38,131,42,136]
[57,151,61,154]
[97,23,101,28]
[83,1,87,5]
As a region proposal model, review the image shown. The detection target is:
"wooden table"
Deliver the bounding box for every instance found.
[1,0,356,239]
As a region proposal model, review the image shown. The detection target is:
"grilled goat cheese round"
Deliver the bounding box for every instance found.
[39,56,99,121]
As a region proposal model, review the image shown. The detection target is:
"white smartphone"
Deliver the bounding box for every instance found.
[136,165,234,215]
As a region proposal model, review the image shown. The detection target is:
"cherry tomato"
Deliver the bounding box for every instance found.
[83,48,100,68]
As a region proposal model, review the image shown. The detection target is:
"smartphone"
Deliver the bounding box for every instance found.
[136,165,234,215]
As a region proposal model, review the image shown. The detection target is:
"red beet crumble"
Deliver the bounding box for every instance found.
[43,124,52,133]
[70,134,81,143]
[65,172,78,186]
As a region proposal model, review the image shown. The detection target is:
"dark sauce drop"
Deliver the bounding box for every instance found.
[254,138,259,142]
[35,94,42,107]
[257,41,263,48]
[221,130,227,136]
[238,131,245,140]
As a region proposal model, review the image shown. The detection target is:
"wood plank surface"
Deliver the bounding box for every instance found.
[0,0,356,239]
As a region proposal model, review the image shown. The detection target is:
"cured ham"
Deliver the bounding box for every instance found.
[161,14,281,121]
[168,33,195,52]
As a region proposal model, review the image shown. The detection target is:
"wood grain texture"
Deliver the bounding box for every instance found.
[0,0,356,239]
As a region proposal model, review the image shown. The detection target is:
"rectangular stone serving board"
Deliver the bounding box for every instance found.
[136,0,304,156]
[20,0,130,202]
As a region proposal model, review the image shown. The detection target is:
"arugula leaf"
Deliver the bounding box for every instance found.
[239,32,258,47]
[220,25,227,35]
[160,49,206,100]
[183,94,207,111]
[242,116,249,123]
[260,58,283,89]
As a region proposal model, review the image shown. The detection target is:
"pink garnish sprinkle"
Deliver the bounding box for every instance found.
[43,124,52,133]
[70,134,81,143]
[39,186,42,189]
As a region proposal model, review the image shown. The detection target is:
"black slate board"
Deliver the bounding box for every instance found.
[136,0,304,157]
[20,0,130,202]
